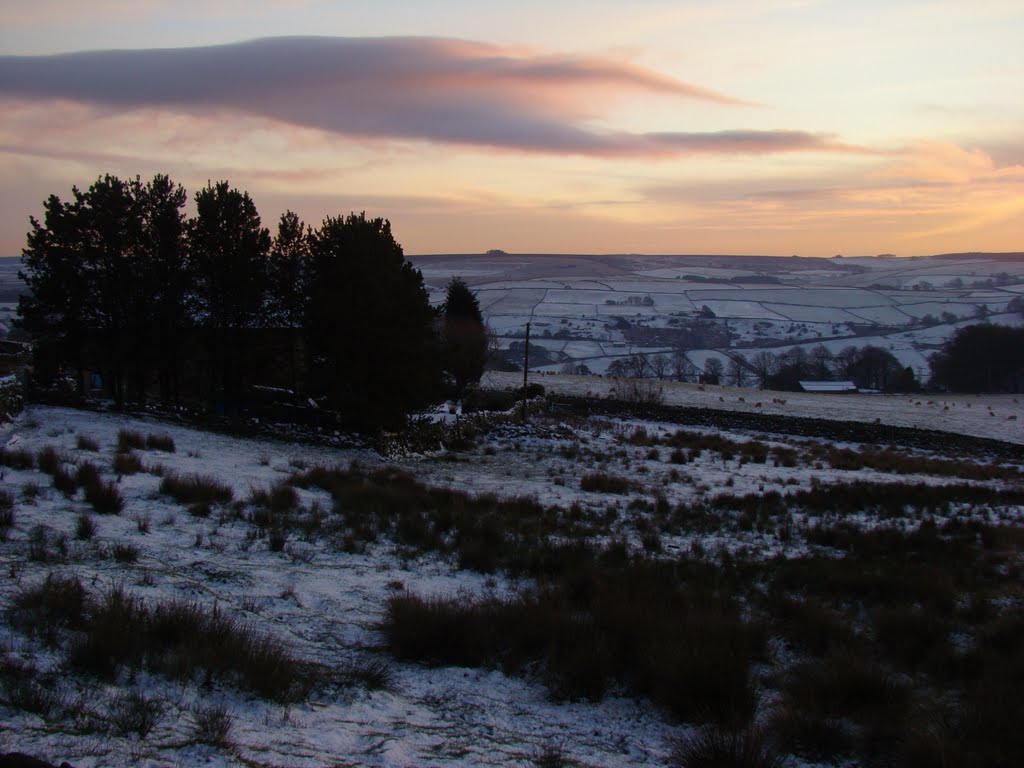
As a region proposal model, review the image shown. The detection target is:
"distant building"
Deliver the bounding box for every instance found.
[799,380,858,393]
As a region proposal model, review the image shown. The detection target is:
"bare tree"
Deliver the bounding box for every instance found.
[809,344,834,380]
[671,351,696,382]
[626,353,650,379]
[749,350,778,388]
[703,356,724,384]
[649,353,671,380]
[727,355,750,387]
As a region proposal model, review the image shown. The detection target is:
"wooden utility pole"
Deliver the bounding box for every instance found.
[521,321,531,422]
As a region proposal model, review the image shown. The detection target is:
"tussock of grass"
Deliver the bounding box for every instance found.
[117,428,145,452]
[668,726,784,768]
[384,561,765,726]
[8,579,311,702]
[160,472,234,505]
[145,433,176,452]
[84,479,124,514]
[579,472,637,495]
[76,434,100,452]
[112,450,144,475]
[0,446,34,470]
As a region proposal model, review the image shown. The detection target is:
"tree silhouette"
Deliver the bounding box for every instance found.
[188,181,271,412]
[440,278,488,403]
[305,212,441,431]
[268,210,312,396]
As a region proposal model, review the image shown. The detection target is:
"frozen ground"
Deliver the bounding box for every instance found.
[1,395,1023,767]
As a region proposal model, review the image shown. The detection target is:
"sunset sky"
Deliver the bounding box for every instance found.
[1,0,1021,257]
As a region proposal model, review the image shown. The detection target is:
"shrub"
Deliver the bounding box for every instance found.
[76,434,100,452]
[21,481,41,502]
[160,473,234,505]
[112,451,144,475]
[0,446,34,469]
[145,433,176,452]
[117,428,145,452]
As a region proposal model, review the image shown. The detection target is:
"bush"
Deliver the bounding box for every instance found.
[75,460,102,489]
[160,473,234,505]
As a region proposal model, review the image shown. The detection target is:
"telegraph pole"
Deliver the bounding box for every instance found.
[521,321,531,422]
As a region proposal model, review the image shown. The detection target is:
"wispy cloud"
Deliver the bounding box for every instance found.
[0,36,866,157]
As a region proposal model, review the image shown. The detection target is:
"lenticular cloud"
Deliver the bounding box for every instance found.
[0,36,859,157]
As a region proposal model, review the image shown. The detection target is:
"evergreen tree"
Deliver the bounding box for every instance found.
[188,181,271,412]
[440,278,488,402]
[305,212,441,431]
[268,210,311,396]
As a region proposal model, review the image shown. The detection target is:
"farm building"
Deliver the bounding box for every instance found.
[798,380,858,393]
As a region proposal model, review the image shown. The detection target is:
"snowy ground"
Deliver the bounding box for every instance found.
[485,371,1024,445]
[413,253,1024,376]
[1,398,1023,767]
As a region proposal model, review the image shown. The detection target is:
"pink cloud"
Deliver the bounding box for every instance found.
[0,36,866,158]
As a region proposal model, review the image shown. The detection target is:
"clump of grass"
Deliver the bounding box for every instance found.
[76,460,102,489]
[109,690,163,737]
[383,561,765,726]
[75,514,97,540]
[145,433,176,452]
[112,450,144,475]
[76,434,100,452]
[52,465,78,498]
[37,445,61,475]
[579,472,637,494]
[0,446,35,469]
[84,479,124,515]
[62,586,310,701]
[0,490,14,536]
[668,726,784,768]
[111,542,140,564]
[117,428,145,452]
[160,472,234,506]
[8,573,88,644]
[21,481,41,502]
[193,701,233,746]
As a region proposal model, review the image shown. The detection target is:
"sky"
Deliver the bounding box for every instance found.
[0,0,1022,257]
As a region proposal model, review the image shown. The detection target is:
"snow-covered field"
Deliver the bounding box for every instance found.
[414,253,1024,375]
[2,392,1024,767]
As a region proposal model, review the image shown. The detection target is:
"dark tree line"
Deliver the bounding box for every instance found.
[17,174,488,430]
[929,324,1024,393]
